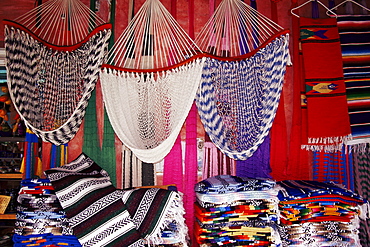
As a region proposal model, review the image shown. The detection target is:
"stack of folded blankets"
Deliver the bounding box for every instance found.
[277,180,369,247]
[13,178,81,247]
[194,175,282,246]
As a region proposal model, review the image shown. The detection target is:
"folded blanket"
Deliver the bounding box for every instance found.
[44,153,145,247]
[45,153,188,247]
[121,187,188,245]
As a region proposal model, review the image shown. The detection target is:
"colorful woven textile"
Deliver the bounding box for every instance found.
[195,175,281,246]
[312,146,355,191]
[278,221,360,247]
[277,180,368,247]
[13,234,81,247]
[277,180,363,201]
[195,175,276,194]
[236,135,271,179]
[337,15,370,146]
[299,17,351,152]
[14,179,73,237]
[13,178,77,247]
[352,147,370,246]
[44,153,145,247]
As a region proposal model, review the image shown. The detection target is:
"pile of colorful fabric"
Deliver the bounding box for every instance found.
[13,178,81,246]
[194,175,281,246]
[277,180,369,246]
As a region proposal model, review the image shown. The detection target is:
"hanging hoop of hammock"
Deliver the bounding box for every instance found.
[100,0,205,163]
[3,0,111,145]
[194,0,290,160]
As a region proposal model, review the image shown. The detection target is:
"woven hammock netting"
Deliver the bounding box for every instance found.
[100,0,205,163]
[194,0,290,160]
[4,0,111,145]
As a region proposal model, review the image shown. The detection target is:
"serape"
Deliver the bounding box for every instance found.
[120,187,188,245]
[45,153,188,247]
[299,17,351,152]
[337,15,370,147]
[44,153,145,247]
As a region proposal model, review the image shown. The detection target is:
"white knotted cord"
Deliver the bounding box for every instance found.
[106,0,202,70]
[195,0,285,57]
[100,0,205,163]
[12,0,107,46]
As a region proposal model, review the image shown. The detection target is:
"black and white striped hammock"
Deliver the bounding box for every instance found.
[3,0,111,145]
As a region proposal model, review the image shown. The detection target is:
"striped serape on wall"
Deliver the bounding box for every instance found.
[338,15,370,148]
[337,15,370,247]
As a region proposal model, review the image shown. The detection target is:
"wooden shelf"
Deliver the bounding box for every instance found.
[0,214,16,220]
[0,174,22,179]
[0,137,25,142]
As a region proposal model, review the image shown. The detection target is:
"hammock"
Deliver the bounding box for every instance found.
[3,0,111,145]
[100,0,205,163]
[194,0,290,160]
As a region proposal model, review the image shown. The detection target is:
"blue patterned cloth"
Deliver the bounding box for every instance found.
[195,175,276,194]
[277,180,364,201]
[13,233,81,247]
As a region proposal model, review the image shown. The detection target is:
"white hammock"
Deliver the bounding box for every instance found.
[4,0,111,145]
[100,0,205,163]
[194,0,290,160]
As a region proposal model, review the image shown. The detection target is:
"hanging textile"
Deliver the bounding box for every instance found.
[236,134,271,179]
[312,145,354,191]
[100,0,205,164]
[299,17,351,152]
[194,0,290,160]
[352,147,370,246]
[83,91,117,186]
[21,129,42,179]
[81,0,118,187]
[337,15,370,149]
[3,0,112,146]
[163,135,183,191]
[202,138,236,180]
[119,145,156,188]
[276,1,311,181]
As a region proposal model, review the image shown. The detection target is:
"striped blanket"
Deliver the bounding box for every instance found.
[44,153,188,247]
[337,15,370,146]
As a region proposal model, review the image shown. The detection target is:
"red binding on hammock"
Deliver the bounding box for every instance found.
[3,19,112,52]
